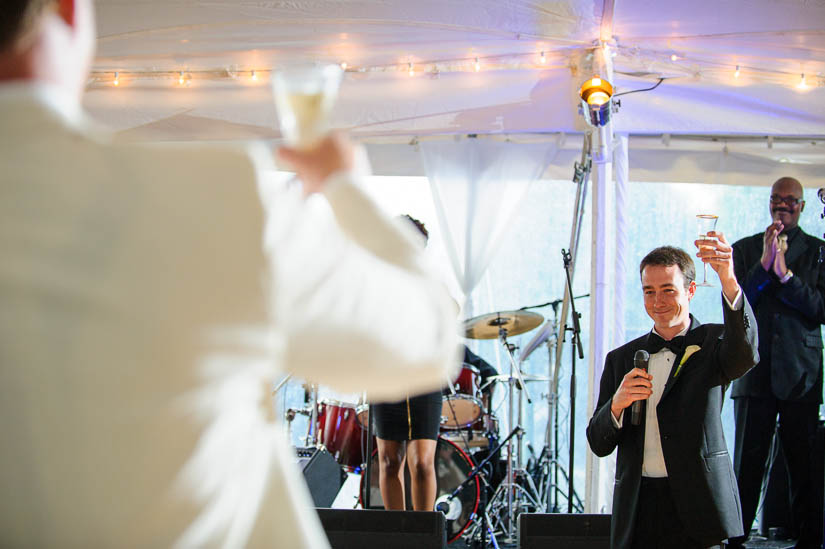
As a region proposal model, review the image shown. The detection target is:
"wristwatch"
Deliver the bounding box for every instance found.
[779,269,794,284]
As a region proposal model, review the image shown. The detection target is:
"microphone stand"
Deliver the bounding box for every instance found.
[562,249,584,513]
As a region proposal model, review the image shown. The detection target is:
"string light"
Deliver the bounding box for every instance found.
[89,49,820,91]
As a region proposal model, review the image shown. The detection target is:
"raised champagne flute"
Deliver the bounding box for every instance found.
[272,64,343,149]
[696,214,719,287]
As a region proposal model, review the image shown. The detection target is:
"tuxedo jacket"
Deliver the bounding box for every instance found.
[587,298,758,549]
[731,228,825,402]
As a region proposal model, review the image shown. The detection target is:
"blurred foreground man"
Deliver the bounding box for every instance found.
[0,1,457,546]
[730,177,825,548]
[587,239,757,549]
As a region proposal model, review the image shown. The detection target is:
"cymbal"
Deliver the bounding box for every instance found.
[462,310,544,340]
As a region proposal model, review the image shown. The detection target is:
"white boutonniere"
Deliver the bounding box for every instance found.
[674,345,701,378]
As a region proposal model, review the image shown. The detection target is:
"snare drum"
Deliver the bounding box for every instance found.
[441,364,483,429]
[317,400,368,471]
[440,413,499,451]
[355,403,370,430]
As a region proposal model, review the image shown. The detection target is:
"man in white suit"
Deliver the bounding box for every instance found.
[0,0,458,547]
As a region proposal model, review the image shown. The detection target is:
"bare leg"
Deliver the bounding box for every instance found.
[376,438,407,510]
[407,438,438,511]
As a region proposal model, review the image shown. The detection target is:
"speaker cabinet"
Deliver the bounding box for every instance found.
[315,509,446,549]
[296,446,343,508]
[518,513,611,549]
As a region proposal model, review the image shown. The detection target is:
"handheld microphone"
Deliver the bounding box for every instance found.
[631,350,650,426]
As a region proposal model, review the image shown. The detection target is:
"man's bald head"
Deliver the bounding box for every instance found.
[771,177,803,196]
[770,176,805,232]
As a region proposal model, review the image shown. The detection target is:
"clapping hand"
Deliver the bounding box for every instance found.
[760,220,783,272]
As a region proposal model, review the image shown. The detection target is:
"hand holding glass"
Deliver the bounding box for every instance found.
[272,64,343,149]
[696,214,719,287]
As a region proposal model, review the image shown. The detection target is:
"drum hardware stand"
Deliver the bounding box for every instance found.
[364,403,374,509]
[302,384,320,446]
[487,323,544,543]
[442,426,522,548]
[531,442,584,513]
[272,373,292,396]
[561,248,585,513]
[525,297,574,513]
[274,376,321,448]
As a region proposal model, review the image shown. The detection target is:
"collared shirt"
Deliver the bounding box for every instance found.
[613,288,743,477]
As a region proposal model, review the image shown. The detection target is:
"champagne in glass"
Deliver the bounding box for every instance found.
[696,214,719,287]
[272,64,343,149]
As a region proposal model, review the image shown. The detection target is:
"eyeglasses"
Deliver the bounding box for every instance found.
[770,194,803,206]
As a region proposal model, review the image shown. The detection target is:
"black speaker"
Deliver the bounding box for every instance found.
[296,446,343,508]
[315,509,446,549]
[518,513,611,549]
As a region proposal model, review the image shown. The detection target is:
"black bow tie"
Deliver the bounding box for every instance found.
[646,332,686,355]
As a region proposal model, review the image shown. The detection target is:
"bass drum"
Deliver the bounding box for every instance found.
[360,437,480,543]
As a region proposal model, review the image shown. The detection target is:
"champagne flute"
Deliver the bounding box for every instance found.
[696,214,719,287]
[272,64,343,149]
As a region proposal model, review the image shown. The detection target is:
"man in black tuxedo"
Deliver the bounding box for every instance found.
[729,177,825,548]
[587,241,758,549]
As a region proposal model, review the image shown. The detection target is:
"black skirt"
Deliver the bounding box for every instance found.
[372,390,442,441]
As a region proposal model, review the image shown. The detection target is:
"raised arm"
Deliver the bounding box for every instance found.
[266,135,459,400]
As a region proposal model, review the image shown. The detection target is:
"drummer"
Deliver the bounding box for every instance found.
[372,215,443,512]
[463,345,497,412]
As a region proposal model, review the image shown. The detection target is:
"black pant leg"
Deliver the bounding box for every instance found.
[632,478,708,549]
[777,400,822,548]
[731,397,778,545]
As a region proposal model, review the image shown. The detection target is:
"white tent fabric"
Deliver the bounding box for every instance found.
[421,137,559,306]
[358,136,825,188]
[87,0,825,146]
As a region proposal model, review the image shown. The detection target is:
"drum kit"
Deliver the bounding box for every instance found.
[285,307,574,547]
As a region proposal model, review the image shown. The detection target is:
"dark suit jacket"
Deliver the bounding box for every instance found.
[731,227,825,402]
[587,297,758,549]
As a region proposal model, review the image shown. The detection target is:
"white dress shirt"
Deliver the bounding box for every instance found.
[613,289,742,478]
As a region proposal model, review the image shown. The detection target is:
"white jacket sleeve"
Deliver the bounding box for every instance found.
[261,169,459,401]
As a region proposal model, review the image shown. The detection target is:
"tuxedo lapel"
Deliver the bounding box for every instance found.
[660,316,703,402]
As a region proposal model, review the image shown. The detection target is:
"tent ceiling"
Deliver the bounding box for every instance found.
[86,0,825,157]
